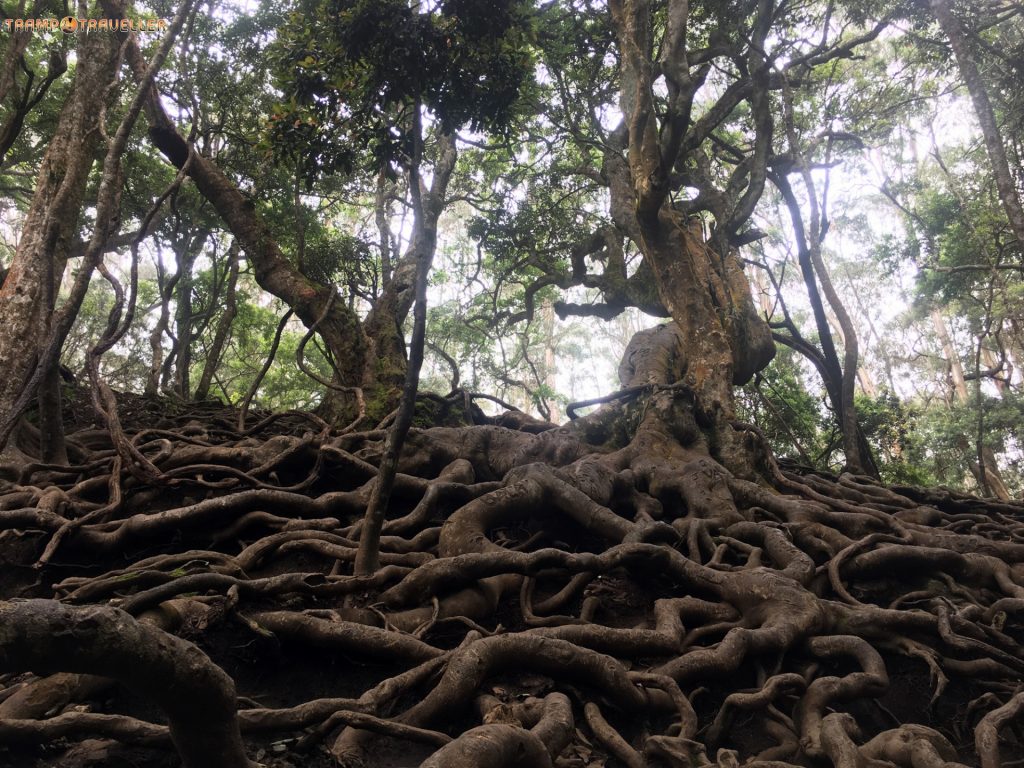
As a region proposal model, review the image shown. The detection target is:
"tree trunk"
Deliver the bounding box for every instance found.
[542,299,561,424]
[931,310,970,403]
[774,174,877,478]
[604,0,777,457]
[171,230,209,398]
[971,446,1012,501]
[122,36,369,419]
[0,7,126,453]
[355,126,456,574]
[356,132,457,423]
[930,0,1024,247]
[194,242,240,401]
[934,311,1012,498]
[147,258,180,397]
[0,0,32,105]
[36,361,66,464]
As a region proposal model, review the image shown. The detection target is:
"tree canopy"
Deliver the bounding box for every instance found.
[1,1,1024,767]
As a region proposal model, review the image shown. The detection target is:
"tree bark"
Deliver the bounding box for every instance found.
[120,36,369,417]
[194,242,241,401]
[0,7,126,452]
[605,0,776,433]
[930,0,1024,248]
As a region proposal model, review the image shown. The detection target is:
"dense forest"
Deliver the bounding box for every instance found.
[1,0,1024,766]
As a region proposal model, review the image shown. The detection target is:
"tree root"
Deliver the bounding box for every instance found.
[0,384,1023,768]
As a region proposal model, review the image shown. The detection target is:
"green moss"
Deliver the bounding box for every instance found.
[363,385,402,424]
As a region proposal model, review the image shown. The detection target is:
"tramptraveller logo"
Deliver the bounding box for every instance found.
[2,16,168,32]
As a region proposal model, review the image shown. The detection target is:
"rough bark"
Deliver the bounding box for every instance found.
[0,600,251,768]
[603,0,776,430]
[0,6,126,452]
[120,35,368,414]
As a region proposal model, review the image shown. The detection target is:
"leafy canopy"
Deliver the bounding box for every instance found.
[268,0,536,178]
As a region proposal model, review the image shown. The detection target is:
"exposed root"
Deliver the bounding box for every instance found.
[0,372,1022,768]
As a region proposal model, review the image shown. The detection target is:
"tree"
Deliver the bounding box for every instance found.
[3,3,1024,768]
[128,0,532,422]
[0,5,128,454]
[929,0,1024,247]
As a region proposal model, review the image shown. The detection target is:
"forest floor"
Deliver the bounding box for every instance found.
[0,385,1023,768]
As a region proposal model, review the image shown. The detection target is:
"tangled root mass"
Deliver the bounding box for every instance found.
[1,327,1023,768]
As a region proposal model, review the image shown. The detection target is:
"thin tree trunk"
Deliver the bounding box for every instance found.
[147,254,180,397]
[238,309,293,431]
[358,133,457,416]
[931,310,970,403]
[172,230,208,398]
[542,299,561,424]
[774,174,878,477]
[194,242,240,401]
[934,311,1012,499]
[355,119,453,576]
[36,362,66,464]
[0,42,67,167]
[930,0,1024,247]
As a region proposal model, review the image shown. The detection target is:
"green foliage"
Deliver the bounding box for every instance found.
[737,346,833,467]
[301,231,374,287]
[209,295,332,411]
[889,391,1024,496]
[63,275,159,392]
[267,0,535,178]
[853,391,934,486]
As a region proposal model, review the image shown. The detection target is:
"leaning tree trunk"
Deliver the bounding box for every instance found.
[0,7,126,453]
[118,33,369,419]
